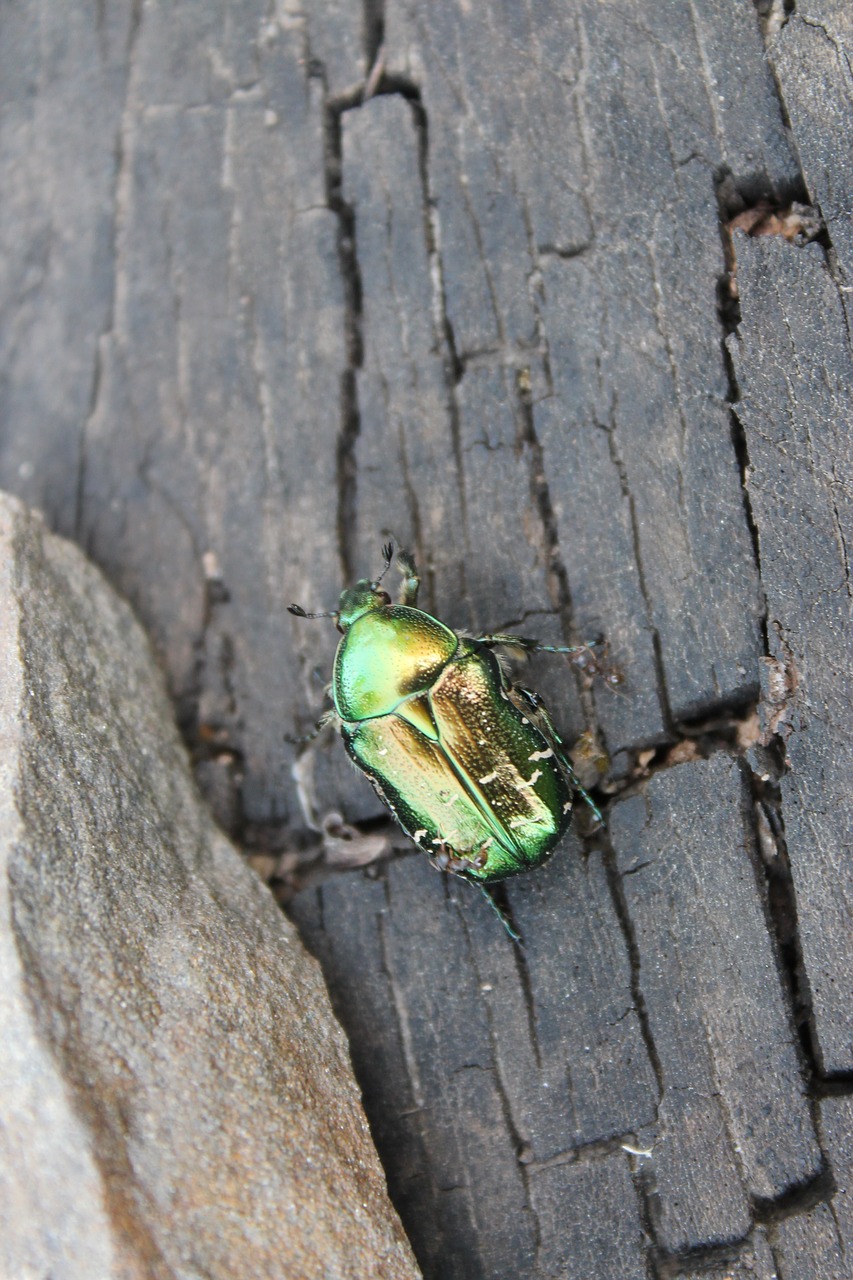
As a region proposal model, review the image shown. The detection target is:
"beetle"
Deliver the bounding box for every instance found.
[289,543,603,889]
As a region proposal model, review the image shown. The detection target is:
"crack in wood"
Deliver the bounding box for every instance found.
[322,90,363,583]
[741,759,826,1089]
[455,904,545,1251]
[600,835,666,1110]
[600,409,675,734]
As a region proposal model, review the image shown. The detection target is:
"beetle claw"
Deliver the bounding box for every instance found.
[395,548,420,606]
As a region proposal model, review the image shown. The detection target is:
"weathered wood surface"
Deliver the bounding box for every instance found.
[729,234,853,1079]
[1,2,850,1277]
[767,0,853,277]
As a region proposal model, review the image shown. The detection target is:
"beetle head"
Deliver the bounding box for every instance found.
[289,542,395,632]
[337,580,392,630]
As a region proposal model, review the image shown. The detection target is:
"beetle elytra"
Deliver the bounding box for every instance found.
[289,544,604,888]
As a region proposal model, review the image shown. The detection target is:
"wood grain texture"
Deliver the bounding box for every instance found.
[671,1229,777,1280]
[817,1096,853,1261]
[768,0,853,276]
[772,1203,849,1280]
[1,1,851,1276]
[729,236,853,1076]
[528,1155,648,1280]
[610,757,819,1251]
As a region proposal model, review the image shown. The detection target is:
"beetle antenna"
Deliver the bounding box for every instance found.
[288,603,340,621]
[371,541,395,589]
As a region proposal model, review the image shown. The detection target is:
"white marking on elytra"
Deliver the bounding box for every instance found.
[562,800,572,814]
[519,769,543,789]
[377,747,388,756]
[521,717,529,724]
[478,770,499,785]
[528,747,553,761]
[413,829,427,842]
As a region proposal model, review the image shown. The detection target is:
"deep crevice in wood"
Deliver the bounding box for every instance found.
[715,163,810,224]
[363,0,385,70]
[599,833,666,1121]
[752,0,797,40]
[323,91,364,583]
[642,1155,840,1279]
[740,759,826,1087]
[600,414,675,738]
[650,1229,772,1280]
[632,1164,668,1279]
[715,177,815,699]
[752,1158,836,1223]
[713,171,829,1123]
[333,71,473,615]
[404,87,472,611]
[816,1075,853,1098]
[454,903,544,1253]
[711,148,853,1105]
[516,377,608,755]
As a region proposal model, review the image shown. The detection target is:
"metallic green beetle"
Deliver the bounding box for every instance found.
[289,544,600,884]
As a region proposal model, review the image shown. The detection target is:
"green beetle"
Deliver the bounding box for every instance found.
[289,544,601,885]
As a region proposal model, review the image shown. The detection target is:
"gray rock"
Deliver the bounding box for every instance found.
[0,492,420,1280]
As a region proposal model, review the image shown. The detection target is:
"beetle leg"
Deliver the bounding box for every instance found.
[478,885,523,944]
[476,634,623,689]
[429,837,491,877]
[429,842,460,875]
[520,696,604,828]
[395,548,420,606]
[476,632,594,658]
[565,775,602,826]
[469,841,491,870]
[447,844,491,875]
[429,837,522,942]
[369,541,395,589]
[284,708,337,746]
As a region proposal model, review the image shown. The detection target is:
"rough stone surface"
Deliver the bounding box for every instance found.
[0,493,419,1280]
